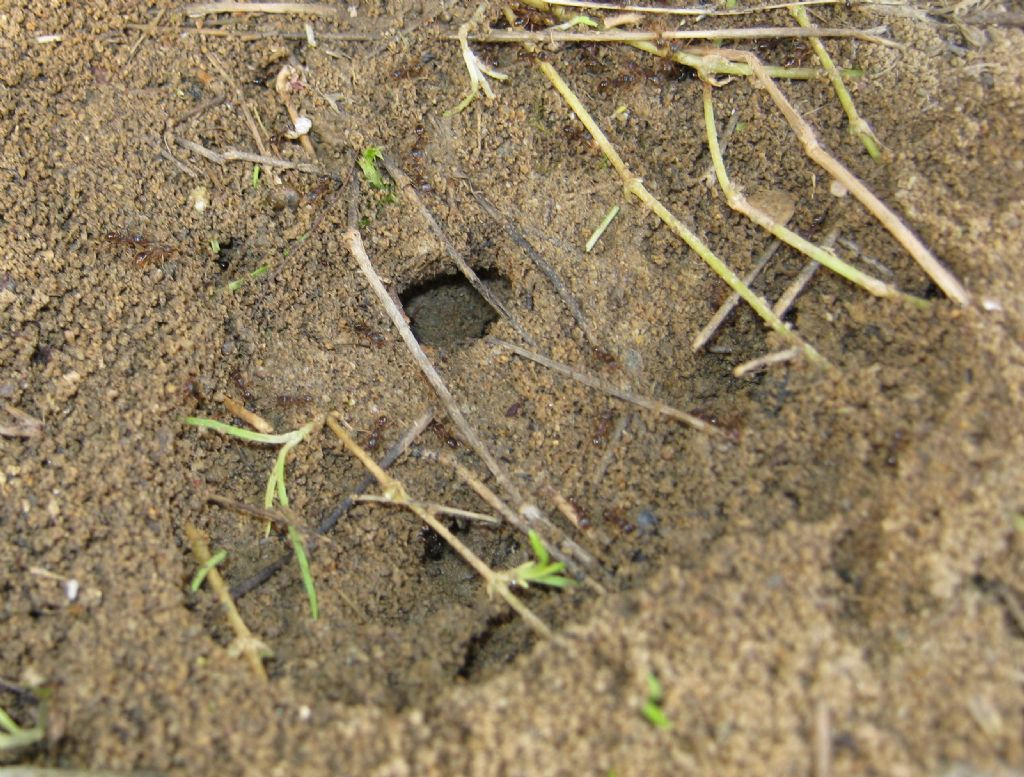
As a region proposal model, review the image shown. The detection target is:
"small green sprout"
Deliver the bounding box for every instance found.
[551,14,598,30]
[209,238,221,256]
[0,704,44,751]
[185,417,319,619]
[190,549,228,592]
[491,530,575,596]
[358,146,387,190]
[251,164,261,189]
[641,673,671,730]
[228,263,269,291]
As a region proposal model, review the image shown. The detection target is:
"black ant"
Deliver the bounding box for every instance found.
[104,231,177,266]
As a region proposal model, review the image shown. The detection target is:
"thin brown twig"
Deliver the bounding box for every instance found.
[413,447,540,542]
[773,258,822,317]
[327,416,553,639]
[126,8,166,65]
[464,182,594,345]
[469,26,899,47]
[221,395,274,434]
[692,239,785,352]
[184,2,340,17]
[124,23,378,41]
[0,404,44,439]
[733,347,803,377]
[206,52,272,159]
[206,492,298,532]
[229,410,434,599]
[173,135,325,173]
[341,224,595,575]
[543,0,839,16]
[490,338,719,435]
[352,494,500,524]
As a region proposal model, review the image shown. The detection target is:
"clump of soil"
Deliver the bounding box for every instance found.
[1,0,1023,775]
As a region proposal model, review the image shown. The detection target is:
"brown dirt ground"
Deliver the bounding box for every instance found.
[2,0,1024,775]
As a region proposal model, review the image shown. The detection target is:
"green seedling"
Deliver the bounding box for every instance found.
[209,238,221,256]
[228,263,269,291]
[185,417,319,619]
[0,704,44,751]
[251,164,261,189]
[491,530,575,595]
[190,549,228,592]
[641,672,671,730]
[551,14,598,30]
[358,146,387,190]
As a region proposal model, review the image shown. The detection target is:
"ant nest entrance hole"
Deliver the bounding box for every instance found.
[400,269,510,347]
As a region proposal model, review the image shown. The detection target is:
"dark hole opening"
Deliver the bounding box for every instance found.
[400,270,509,347]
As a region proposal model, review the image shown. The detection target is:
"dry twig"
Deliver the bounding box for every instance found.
[229,410,433,598]
[703,47,970,305]
[327,417,553,639]
[341,225,595,574]
[184,2,340,17]
[490,339,718,435]
[381,154,534,345]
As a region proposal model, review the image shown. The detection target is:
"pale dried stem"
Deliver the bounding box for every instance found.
[537,59,827,364]
[733,347,803,377]
[184,523,269,681]
[221,395,274,434]
[790,4,881,159]
[353,494,499,525]
[381,155,535,345]
[326,417,553,639]
[702,86,924,306]
[471,25,896,46]
[490,338,718,435]
[184,2,340,17]
[173,136,324,173]
[703,47,970,305]
[542,0,839,16]
[693,240,784,352]
[341,227,594,575]
[773,258,823,317]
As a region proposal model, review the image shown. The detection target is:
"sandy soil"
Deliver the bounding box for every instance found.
[2,0,1023,774]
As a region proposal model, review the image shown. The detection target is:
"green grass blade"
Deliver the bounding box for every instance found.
[185,417,295,445]
[287,526,318,620]
[190,549,228,592]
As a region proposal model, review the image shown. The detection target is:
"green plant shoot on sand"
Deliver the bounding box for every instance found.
[641,673,671,730]
[185,417,319,619]
[358,146,387,189]
[190,549,228,592]
[490,530,575,595]
[0,704,44,751]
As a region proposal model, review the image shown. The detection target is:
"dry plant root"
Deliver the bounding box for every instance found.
[490,338,719,434]
[326,416,553,639]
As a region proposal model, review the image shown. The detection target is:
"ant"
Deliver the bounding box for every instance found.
[429,420,460,449]
[363,414,390,451]
[104,231,177,266]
